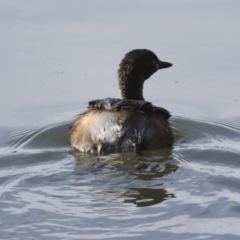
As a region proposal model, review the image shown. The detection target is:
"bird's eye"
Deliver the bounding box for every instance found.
[153,60,159,69]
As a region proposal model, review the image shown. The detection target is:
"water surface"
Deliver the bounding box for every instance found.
[1,1,240,239]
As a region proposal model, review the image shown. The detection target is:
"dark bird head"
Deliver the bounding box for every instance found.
[118,49,172,100]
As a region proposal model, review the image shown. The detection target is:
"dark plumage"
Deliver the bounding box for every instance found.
[70,49,173,153]
[118,49,172,100]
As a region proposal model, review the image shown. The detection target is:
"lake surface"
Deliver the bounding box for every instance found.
[1,1,240,239]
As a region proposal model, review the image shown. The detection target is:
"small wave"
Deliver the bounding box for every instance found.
[8,122,70,152]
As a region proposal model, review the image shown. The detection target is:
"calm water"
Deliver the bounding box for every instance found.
[1,1,240,239]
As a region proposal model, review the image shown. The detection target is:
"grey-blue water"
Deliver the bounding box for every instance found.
[1,1,240,239]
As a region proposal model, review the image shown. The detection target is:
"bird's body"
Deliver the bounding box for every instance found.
[70,49,173,154]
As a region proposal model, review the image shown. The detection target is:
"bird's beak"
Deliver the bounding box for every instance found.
[157,61,173,69]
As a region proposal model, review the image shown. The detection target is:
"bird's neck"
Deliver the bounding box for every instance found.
[118,73,145,100]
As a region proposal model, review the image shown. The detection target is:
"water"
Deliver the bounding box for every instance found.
[1,117,240,239]
[1,1,240,239]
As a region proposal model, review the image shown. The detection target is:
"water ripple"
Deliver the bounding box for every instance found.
[1,117,240,239]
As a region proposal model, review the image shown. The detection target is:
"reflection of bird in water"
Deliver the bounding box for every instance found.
[70,49,173,154]
[124,187,175,207]
[71,148,177,207]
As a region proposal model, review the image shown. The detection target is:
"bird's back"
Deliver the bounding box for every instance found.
[70,98,173,153]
